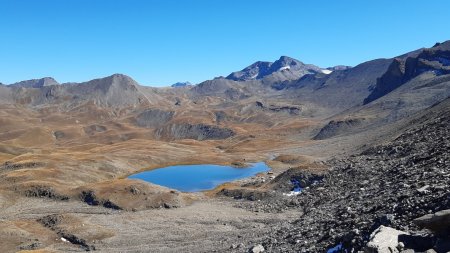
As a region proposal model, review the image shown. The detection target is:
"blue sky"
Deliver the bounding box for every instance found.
[0,0,449,86]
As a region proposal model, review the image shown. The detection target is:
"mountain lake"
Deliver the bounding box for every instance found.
[129,162,270,192]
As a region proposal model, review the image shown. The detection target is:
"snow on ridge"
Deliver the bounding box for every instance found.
[321,69,333,74]
[279,66,291,71]
[250,73,258,79]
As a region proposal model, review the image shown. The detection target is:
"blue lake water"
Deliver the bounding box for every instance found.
[129,162,270,192]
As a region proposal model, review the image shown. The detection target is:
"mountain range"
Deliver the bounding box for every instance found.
[0,40,449,253]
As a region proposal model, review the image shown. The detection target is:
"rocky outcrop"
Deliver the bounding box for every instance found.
[155,123,235,141]
[80,190,121,210]
[219,188,274,201]
[365,226,408,253]
[77,179,186,211]
[38,214,95,251]
[414,209,450,236]
[253,101,301,115]
[135,109,174,128]
[313,118,364,140]
[269,167,323,193]
[24,185,69,200]
[364,59,406,104]
[83,124,107,135]
[53,130,65,139]
[2,161,43,171]
[365,41,450,104]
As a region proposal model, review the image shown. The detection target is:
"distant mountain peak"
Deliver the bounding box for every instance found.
[171,81,192,87]
[108,73,137,83]
[10,77,59,88]
[86,73,140,93]
[327,65,352,71]
[226,56,322,81]
[276,55,301,65]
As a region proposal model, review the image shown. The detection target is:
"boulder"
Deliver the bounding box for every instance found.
[250,244,265,253]
[414,209,450,236]
[365,226,408,253]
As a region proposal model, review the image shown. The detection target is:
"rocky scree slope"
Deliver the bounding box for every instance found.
[234,98,450,252]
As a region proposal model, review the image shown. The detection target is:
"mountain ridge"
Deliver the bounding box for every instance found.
[1,40,449,113]
[9,77,59,88]
[0,40,449,253]
[226,56,325,81]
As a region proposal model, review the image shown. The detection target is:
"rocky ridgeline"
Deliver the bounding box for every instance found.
[233,108,449,252]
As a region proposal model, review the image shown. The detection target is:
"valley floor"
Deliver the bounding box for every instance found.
[1,104,449,252]
[1,195,300,253]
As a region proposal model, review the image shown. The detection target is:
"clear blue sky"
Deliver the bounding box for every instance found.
[1,0,449,86]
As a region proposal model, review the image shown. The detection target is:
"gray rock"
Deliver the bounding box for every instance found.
[416,185,430,194]
[250,244,265,253]
[155,123,235,141]
[365,226,408,253]
[414,209,450,236]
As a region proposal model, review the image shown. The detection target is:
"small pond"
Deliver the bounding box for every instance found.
[129,162,270,192]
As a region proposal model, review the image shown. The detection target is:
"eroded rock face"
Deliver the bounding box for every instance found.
[364,59,406,104]
[253,101,301,115]
[313,118,364,140]
[155,123,235,141]
[365,42,450,104]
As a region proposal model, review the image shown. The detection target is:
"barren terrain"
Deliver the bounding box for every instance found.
[0,41,449,252]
